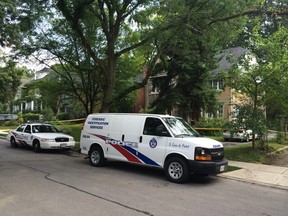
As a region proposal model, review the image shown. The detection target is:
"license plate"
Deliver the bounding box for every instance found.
[60,143,67,148]
[220,165,225,172]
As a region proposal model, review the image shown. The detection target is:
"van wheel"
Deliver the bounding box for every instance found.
[164,157,189,183]
[10,137,18,148]
[33,140,41,153]
[89,146,105,167]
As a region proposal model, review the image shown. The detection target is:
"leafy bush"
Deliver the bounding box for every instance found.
[42,108,54,121]
[57,113,69,120]
[195,118,228,128]
[194,118,228,136]
[3,120,19,126]
[23,113,41,122]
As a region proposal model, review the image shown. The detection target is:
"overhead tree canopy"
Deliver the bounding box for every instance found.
[0,60,25,112]
[3,0,288,116]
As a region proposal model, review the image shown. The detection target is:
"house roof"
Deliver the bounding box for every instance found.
[211,47,248,76]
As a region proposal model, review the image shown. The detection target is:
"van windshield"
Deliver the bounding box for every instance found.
[163,117,200,137]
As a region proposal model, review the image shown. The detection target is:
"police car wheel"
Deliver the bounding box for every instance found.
[10,137,18,148]
[165,157,189,184]
[33,140,41,153]
[89,147,105,167]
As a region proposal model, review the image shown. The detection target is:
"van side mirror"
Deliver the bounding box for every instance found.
[156,125,169,136]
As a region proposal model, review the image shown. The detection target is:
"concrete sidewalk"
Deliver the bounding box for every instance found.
[220,161,288,190]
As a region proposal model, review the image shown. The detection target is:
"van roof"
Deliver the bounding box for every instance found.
[88,113,175,118]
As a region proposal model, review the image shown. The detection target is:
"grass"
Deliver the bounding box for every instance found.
[224,143,287,164]
[57,125,82,142]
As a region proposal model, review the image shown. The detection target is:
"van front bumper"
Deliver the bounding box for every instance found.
[188,158,228,175]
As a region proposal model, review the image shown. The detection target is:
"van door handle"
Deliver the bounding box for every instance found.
[122,134,124,141]
[139,136,142,143]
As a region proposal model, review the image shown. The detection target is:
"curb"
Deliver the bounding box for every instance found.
[219,172,288,191]
[268,146,288,155]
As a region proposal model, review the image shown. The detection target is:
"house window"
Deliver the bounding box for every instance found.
[217,104,224,118]
[211,79,224,90]
[151,82,160,94]
[206,104,224,118]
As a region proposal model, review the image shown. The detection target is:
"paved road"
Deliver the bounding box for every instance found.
[0,139,288,216]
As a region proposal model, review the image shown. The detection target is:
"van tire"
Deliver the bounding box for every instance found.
[164,157,189,183]
[89,146,105,167]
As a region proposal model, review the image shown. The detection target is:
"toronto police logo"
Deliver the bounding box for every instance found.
[149,138,157,148]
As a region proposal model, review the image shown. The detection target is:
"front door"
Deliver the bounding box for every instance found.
[138,117,170,167]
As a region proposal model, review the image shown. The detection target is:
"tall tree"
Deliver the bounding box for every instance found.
[0,0,19,47]
[14,0,160,113]
[5,0,288,115]
[148,0,257,120]
[224,25,288,148]
[0,60,25,112]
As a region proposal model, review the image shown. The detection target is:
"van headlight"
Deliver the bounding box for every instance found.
[69,137,74,141]
[195,147,212,161]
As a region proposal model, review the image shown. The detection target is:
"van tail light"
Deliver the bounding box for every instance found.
[195,147,212,161]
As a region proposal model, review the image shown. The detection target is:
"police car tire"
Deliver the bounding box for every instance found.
[10,137,18,148]
[164,157,189,184]
[89,146,105,167]
[33,140,41,153]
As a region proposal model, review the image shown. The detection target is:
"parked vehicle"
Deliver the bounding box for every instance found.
[223,129,256,142]
[7,123,75,152]
[80,113,228,183]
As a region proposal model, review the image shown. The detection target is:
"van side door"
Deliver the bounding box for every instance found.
[138,117,171,167]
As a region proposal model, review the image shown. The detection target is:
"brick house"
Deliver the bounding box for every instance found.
[135,47,250,121]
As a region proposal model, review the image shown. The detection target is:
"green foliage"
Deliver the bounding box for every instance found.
[0,60,25,108]
[17,112,23,124]
[42,108,54,121]
[195,118,229,129]
[0,0,20,47]
[57,113,69,120]
[3,120,18,126]
[225,143,286,164]
[194,118,229,136]
[223,23,288,148]
[22,113,40,122]
[148,0,258,120]
[57,125,82,141]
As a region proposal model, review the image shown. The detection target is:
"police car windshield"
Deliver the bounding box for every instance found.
[163,117,200,137]
[32,125,60,133]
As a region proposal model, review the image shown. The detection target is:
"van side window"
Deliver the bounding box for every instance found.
[143,117,170,136]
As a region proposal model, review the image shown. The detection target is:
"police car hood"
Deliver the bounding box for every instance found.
[180,136,223,148]
[34,133,72,139]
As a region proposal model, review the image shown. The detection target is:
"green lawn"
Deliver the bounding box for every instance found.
[225,143,287,164]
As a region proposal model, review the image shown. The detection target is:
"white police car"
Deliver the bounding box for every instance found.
[7,123,75,152]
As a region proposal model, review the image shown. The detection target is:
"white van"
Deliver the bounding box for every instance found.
[80,113,228,183]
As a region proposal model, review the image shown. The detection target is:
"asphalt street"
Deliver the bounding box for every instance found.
[0,139,288,216]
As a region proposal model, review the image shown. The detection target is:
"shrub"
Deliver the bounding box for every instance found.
[23,113,41,122]
[57,113,69,120]
[3,120,19,126]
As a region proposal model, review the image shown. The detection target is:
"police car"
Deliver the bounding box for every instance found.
[7,123,75,152]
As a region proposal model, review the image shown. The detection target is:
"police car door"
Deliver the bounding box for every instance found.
[138,117,170,167]
[22,125,32,145]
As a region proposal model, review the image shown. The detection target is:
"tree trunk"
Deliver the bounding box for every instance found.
[100,55,116,113]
